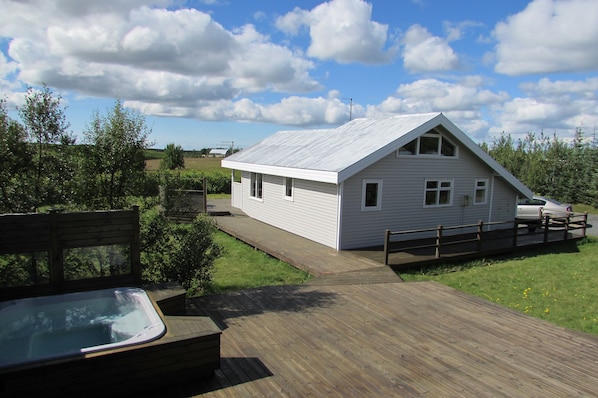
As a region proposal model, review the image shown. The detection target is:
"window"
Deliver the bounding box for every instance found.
[362,179,382,211]
[474,179,488,204]
[284,177,294,200]
[424,179,453,207]
[250,173,263,199]
[398,133,457,157]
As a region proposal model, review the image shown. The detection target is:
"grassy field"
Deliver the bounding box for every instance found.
[400,237,598,336]
[207,231,312,294]
[145,156,225,172]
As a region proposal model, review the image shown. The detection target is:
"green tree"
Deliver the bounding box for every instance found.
[18,85,75,208]
[0,100,34,212]
[160,143,185,170]
[81,100,152,209]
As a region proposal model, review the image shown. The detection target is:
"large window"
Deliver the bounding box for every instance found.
[362,179,382,211]
[474,179,488,205]
[250,172,263,199]
[284,177,294,200]
[398,133,456,157]
[424,179,453,207]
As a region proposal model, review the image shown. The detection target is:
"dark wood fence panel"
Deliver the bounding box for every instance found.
[0,207,141,301]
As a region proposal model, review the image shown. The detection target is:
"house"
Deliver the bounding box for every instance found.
[222,113,533,250]
[209,148,228,158]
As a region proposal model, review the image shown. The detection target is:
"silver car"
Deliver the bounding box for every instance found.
[517,196,573,230]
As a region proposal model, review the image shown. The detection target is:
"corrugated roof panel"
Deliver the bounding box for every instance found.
[225,113,439,172]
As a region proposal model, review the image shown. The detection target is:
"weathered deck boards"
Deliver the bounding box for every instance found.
[172,282,598,397]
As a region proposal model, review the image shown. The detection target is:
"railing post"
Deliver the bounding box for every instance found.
[582,212,588,237]
[384,229,390,265]
[130,205,141,284]
[477,220,483,252]
[564,216,569,241]
[512,219,518,247]
[48,209,64,292]
[435,225,442,258]
[543,215,550,243]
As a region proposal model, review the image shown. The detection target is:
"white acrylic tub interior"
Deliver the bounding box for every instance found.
[0,287,166,368]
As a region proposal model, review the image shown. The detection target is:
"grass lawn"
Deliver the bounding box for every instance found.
[206,231,312,294]
[400,237,598,336]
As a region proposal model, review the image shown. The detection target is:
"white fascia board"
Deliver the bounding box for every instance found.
[221,160,339,184]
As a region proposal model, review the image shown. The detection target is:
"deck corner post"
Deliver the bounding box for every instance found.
[543,215,550,243]
[384,229,391,265]
[435,225,443,258]
[477,220,483,252]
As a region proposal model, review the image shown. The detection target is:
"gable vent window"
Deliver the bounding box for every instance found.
[398,133,457,157]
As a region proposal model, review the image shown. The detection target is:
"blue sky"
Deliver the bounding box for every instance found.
[1,0,597,150]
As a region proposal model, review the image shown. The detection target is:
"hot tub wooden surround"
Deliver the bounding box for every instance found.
[0,287,221,398]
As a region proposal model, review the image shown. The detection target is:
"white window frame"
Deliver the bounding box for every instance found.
[474,179,488,205]
[250,172,263,201]
[423,179,454,207]
[284,177,294,201]
[361,179,382,211]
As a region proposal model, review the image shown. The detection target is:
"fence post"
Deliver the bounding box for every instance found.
[48,209,63,292]
[130,205,141,284]
[512,220,518,247]
[435,225,442,258]
[477,220,483,252]
[384,229,390,265]
[582,212,588,237]
[202,177,208,214]
[543,215,550,243]
[564,216,569,241]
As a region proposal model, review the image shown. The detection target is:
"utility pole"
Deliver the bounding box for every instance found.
[341,98,353,121]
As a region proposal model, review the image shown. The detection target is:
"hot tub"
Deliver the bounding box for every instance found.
[0,287,166,368]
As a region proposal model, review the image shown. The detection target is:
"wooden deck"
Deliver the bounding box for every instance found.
[159,281,598,397]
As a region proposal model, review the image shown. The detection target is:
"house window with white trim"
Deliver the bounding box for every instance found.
[424,179,453,207]
[474,179,488,205]
[284,177,294,200]
[362,179,382,211]
[250,172,263,199]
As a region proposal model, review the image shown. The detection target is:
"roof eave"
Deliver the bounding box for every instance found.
[221,159,339,184]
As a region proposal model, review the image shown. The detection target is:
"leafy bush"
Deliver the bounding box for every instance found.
[140,209,222,296]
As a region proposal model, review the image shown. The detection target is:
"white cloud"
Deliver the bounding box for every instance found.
[276,0,394,64]
[1,0,320,113]
[490,77,598,139]
[401,24,460,73]
[493,0,598,75]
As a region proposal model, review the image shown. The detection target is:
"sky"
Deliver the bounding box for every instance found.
[1,0,598,150]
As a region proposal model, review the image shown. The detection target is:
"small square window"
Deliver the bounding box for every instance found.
[362,179,382,211]
[474,179,488,204]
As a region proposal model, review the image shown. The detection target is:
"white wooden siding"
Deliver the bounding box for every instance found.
[339,145,519,249]
[239,172,339,248]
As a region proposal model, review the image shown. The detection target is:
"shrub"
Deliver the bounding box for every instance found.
[140,209,221,296]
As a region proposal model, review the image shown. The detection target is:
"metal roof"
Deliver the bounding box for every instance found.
[222,112,532,197]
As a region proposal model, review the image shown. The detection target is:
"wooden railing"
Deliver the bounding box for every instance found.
[383,212,588,265]
[0,206,141,300]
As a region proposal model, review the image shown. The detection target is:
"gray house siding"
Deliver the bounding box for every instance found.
[239,172,339,248]
[339,144,519,249]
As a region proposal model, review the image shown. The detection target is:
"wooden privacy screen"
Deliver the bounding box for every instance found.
[0,206,141,301]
